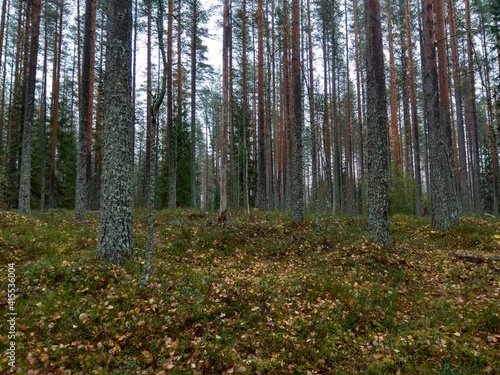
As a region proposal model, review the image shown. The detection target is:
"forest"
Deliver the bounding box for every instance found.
[1,0,500,225]
[0,0,500,373]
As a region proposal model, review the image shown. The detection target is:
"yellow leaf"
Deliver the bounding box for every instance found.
[142,350,153,363]
[40,353,49,362]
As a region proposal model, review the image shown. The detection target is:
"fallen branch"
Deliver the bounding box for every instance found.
[451,253,500,264]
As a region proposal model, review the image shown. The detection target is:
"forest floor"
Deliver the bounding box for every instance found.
[0,209,499,375]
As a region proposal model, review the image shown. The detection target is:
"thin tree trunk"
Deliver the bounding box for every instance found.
[241,0,249,214]
[167,0,176,208]
[386,0,401,167]
[447,0,470,215]
[257,0,266,211]
[18,0,41,214]
[75,0,96,221]
[145,0,152,205]
[352,0,364,180]
[49,0,64,208]
[291,0,303,222]
[141,0,168,287]
[464,0,483,216]
[344,0,355,213]
[190,0,197,209]
[219,0,230,222]
[0,0,8,163]
[405,0,422,215]
[39,0,48,210]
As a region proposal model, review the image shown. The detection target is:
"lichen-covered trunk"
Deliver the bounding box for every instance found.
[291,0,304,223]
[18,0,41,215]
[364,0,390,247]
[97,0,134,264]
[421,0,457,231]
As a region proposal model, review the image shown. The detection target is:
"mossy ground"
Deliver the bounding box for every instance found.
[0,209,499,374]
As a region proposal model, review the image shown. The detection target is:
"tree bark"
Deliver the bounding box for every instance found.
[190,0,198,209]
[386,0,401,167]
[18,0,41,214]
[291,0,303,222]
[447,0,470,215]
[97,0,134,264]
[167,0,176,208]
[405,0,422,215]
[421,0,458,231]
[364,0,390,247]
[257,0,266,211]
[75,0,96,221]
[219,0,230,222]
[464,0,483,216]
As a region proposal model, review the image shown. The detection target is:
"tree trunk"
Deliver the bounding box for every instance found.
[190,0,198,209]
[49,0,64,209]
[405,0,422,215]
[75,0,96,221]
[352,0,364,180]
[145,0,152,205]
[97,0,134,264]
[435,0,459,222]
[219,0,230,222]
[257,0,266,211]
[447,0,470,215]
[421,0,457,231]
[241,0,249,214]
[167,0,176,208]
[364,0,390,247]
[291,0,303,222]
[386,0,401,167]
[464,0,482,216]
[18,0,41,214]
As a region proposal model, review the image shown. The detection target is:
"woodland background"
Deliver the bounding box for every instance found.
[1,0,500,220]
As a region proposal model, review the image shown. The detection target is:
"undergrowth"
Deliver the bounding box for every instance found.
[0,210,499,374]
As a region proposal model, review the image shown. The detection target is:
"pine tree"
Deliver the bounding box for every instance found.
[18,0,42,214]
[97,0,134,264]
[365,0,390,247]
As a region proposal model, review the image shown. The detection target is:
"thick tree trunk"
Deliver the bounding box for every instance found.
[421,0,458,231]
[97,0,134,264]
[18,0,41,214]
[364,0,390,247]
